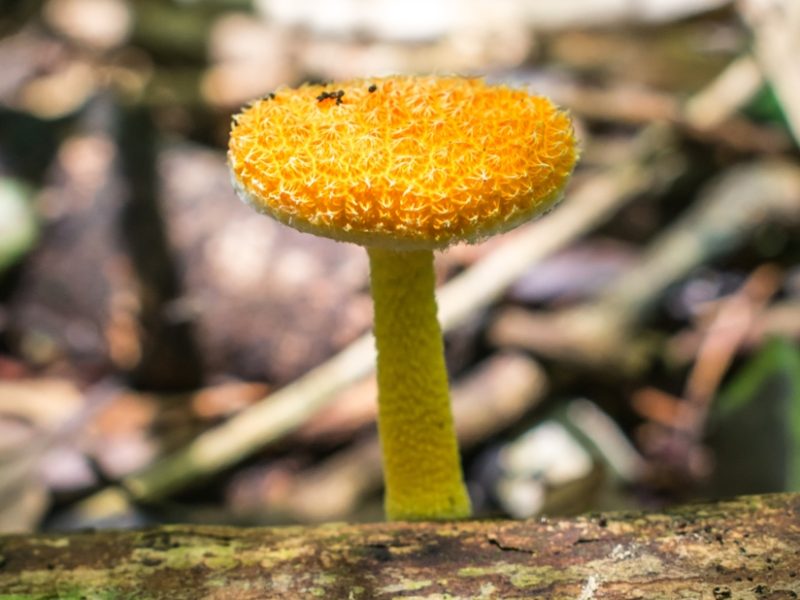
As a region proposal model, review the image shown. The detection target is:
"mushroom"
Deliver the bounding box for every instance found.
[228,75,578,520]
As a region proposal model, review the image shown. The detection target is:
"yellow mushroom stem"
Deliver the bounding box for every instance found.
[368,247,471,521]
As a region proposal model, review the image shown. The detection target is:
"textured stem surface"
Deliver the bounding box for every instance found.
[368,247,471,520]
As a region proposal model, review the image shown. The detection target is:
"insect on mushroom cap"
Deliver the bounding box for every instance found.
[228,75,578,250]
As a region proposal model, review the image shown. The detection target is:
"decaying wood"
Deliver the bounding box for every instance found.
[1,493,798,598]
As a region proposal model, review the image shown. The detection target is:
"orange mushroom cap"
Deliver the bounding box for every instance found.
[228,75,578,250]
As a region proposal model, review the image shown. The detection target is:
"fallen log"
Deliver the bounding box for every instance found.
[1,493,798,598]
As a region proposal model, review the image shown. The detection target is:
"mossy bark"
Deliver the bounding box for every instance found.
[1,493,798,599]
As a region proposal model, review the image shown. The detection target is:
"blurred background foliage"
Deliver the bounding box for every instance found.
[0,0,799,533]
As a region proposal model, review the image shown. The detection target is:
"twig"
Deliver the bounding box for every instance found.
[739,0,800,145]
[548,81,679,124]
[745,300,800,345]
[490,161,800,371]
[549,79,791,153]
[667,300,800,364]
[633,265,783,477]
[683,55,763,130]
[682,264,782,414]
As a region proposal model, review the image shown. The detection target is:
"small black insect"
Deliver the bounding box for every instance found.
[264,92,276,100]
[316,90,345,105]
[368,84,377,93]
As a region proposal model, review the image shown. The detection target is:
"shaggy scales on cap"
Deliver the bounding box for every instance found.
[229,75,576,249]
